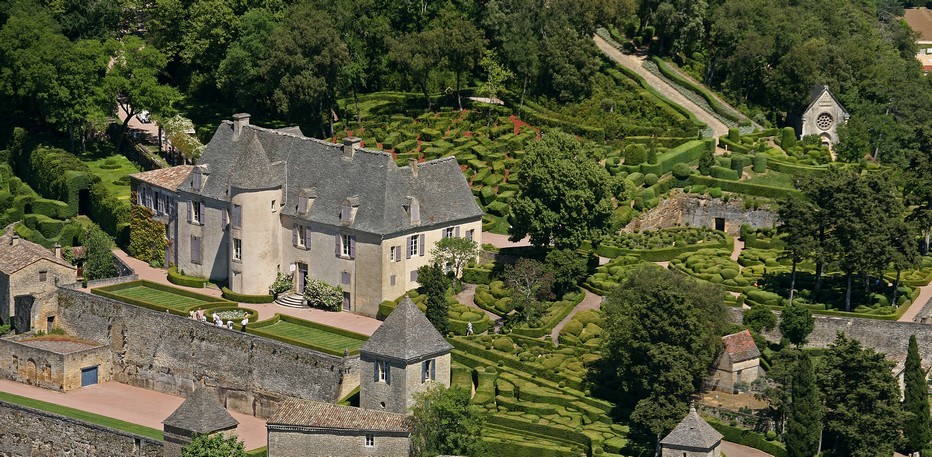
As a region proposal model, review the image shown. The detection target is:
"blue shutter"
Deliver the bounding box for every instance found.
[198,203,205,225]
[431,359,436,380]
[419,234,425,256]
[374,361,380,382]
[186,200,192,223]
[421,362,426,383]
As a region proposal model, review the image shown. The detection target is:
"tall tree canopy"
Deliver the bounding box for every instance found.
[901,334,931,455]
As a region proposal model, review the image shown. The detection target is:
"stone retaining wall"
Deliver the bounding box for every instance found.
[628,192,777,235]
[0,400,163,457]
[56,287,360,418]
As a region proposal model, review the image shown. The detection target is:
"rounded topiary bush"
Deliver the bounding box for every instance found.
[752,154,767,173]
[709,187,723,198]
[561,319,584,337]
[492,337,515,353]
[643,173,658,187]
[623,144,648,165]
[672,162,691,180]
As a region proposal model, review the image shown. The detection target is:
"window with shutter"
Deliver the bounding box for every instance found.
[396,245,402,262]
[341,271,351,284]
[232,205,242,228]
[466,229,474,241]
[335,234,341,257]
[419,234,425,256]
[186,201,192,223]
[385,362,391,384]
[298,196,307,213]
[350,236,356,259]
[292,225,298,246]
[410,270,418,282]
[198,202,205,225]
[305,226,312,249]
[390,275,396,286]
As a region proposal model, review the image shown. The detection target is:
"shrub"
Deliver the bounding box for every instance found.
[728,128,740,142]
[304,279,344,311]
[493,337,515,353]
[671,163,691,180]
[643,173,658,187]
[269,272,293,296]
[710,166,739,181]
[780,126,797,148]
[167,266,208,288]
[623,144,647,165]
[708,187,723,198]
[752,154,767,173]
[221,287,274,303]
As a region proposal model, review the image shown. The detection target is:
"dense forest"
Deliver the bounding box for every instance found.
[2,0,930,167]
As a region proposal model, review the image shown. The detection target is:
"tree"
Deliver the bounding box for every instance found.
[545,248,587,298]
[410,385,485,457]
[83,225,116,281]
[757,346,801,436]
[820,333,903,457]
[785,352,821,457]
[417,264,450,334]
[778,303,814,348]
[216,8,277,113]
[901,334,931,456]
[743,304,777,334]
[697,143,715,175]
[181,433,246,457]
[434,7,486,110]
[510,131,616,249]
[387,29,442,109]
[600,265,726,437]
[502,258,552,325]
[477,49,512,124]
[304,279,343,311]
[777,194,818,305]
[429,237,478,291]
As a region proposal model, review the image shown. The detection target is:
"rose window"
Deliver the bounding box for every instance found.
[816,112,833,131]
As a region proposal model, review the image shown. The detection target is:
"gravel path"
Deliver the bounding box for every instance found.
[551,289,603,345]
[594,35,729,139]
[721,441,775,457]
[454,283,501,325]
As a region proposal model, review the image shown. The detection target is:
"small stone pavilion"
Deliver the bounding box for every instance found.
[162,388,239,457]
[709,329,762,393]
[660,406,723,457]
[267,296,453,457]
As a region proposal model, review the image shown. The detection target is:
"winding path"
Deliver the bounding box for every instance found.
[550,289,603,345]
[593,35,730,139]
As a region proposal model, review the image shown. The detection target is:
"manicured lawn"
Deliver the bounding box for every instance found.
[250,316,367,356]
[0,391,163,440]
[108,285,217,311]
[743,170,796,189]
[83,154,142,202]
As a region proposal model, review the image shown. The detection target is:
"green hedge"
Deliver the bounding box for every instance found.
[688,175,799,199]
[634,139,711,176]
[650,57,751,126]
[766,158,827,177]
[463,266,494,284]
[248,314,368,356]
[221,287,275,303]
[596,233,733,262]
[92,280,233,316]
[710,165,740,181]
[706,419,788,457]
[167,266,208,288]
[604,64,704,129]
[510,290,585,338]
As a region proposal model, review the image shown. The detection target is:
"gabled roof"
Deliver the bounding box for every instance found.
[804,85,849,118]
[360,296,453,363]
[162,388,238,434]
[0,231,74,274]
[130,165,193,192]
[722,330,761,363]
[268,399,411,433]
[177,118,482,236]
[903,8,932,41]
[660,406,723,449]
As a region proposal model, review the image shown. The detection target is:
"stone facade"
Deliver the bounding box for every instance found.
[359,352,451,414]
[799,85,849,145]
[268,426,411,457]
[0,252,76,333]
[56,286,359,418]
[0,400,163,457]
[626,192,777,236]
[0,335,111,391]
[130,166,193,267]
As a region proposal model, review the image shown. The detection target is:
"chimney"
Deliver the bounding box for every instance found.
[408,158,418,177]
[10,235,19,246]
[232,113,250,141]
[342,137,361,160]
[54,242,62,259]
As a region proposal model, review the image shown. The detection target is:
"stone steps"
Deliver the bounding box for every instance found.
[275,293,305,308]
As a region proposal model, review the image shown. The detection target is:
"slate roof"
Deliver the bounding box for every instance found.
[360,296,453,363]
[177,118,483,236]
[129,165,193,192]
[269,399,411,433]
[162,388,238,434]
[904,8,932,41]
[660,406,723,449]
[804,85,849,118]
[0,231,74,274]
[722,330,761,363]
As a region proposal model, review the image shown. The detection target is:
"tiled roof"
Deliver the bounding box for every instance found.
[360,296,453,363]
[904,8,932,41]
[130,165,194,192]
[722,330,761,363]
[269,399,411,433]
[162,388,238,434]
[660,406,723,449]
[0,231,73,273]
[177,119,482,236]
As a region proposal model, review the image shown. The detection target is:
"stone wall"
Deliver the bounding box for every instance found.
[728,307,932,365]
[267,427,410,457]
[0,335,111,391]
[0,400,163,457]
[627,192,777,235]
[56,287,360,418]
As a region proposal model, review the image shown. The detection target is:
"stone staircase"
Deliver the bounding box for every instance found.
[275,293,305,308]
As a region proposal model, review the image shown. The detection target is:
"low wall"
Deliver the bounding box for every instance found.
[0,400,163,457]
[729,307,932,365]
[56,287,360,418]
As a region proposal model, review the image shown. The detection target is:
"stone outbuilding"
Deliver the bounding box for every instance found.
[660,406,723,457]
[0,229,77,333]
[162,387,239,457]
[358,296,453,415]
[267,399,412,457]
[799,85,849,146]
[709,330,762,393]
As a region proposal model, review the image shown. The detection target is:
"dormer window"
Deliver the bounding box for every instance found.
[405,196,420,225]
[193,168,202,190]
[298,187,316,213]
[340,196,360,225]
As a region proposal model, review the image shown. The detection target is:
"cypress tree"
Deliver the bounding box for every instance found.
[902,334,931,455]
[786,352,822,457]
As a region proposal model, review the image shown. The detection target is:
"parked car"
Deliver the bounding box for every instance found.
[136,110,151,123]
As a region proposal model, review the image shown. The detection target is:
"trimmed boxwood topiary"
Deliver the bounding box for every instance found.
[167,266,208,288]
[221,287,275,303]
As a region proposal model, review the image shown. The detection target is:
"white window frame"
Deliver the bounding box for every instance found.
[365,434,374,447]
[297,225,306,247]
[409,235,419,257]
[390,246,397,261]
[377,360,387,382]
[466,229,474,241]
[444,227,455,238]
[341,234,352,257]
[156,193,165,214]
[192,201,201,224]
[422,359,436,383]
[233,238,242,261]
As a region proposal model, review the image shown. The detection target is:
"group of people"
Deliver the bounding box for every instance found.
[190,308,249,332]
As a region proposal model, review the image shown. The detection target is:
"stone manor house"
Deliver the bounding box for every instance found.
[131,114,483,317]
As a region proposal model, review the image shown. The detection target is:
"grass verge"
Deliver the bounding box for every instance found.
[0,391,163,440]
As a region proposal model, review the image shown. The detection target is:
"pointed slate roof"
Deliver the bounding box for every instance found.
[162,388,238,435]
[360,296,453,363]
[660,406,723,450]
[804,85,849,118]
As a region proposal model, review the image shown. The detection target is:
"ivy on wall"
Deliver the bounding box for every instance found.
[128,198,168,267]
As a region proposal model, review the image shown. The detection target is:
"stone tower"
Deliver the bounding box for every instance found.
[162,387,239,457]
[659,406,723,457]
[358,296,453,414]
